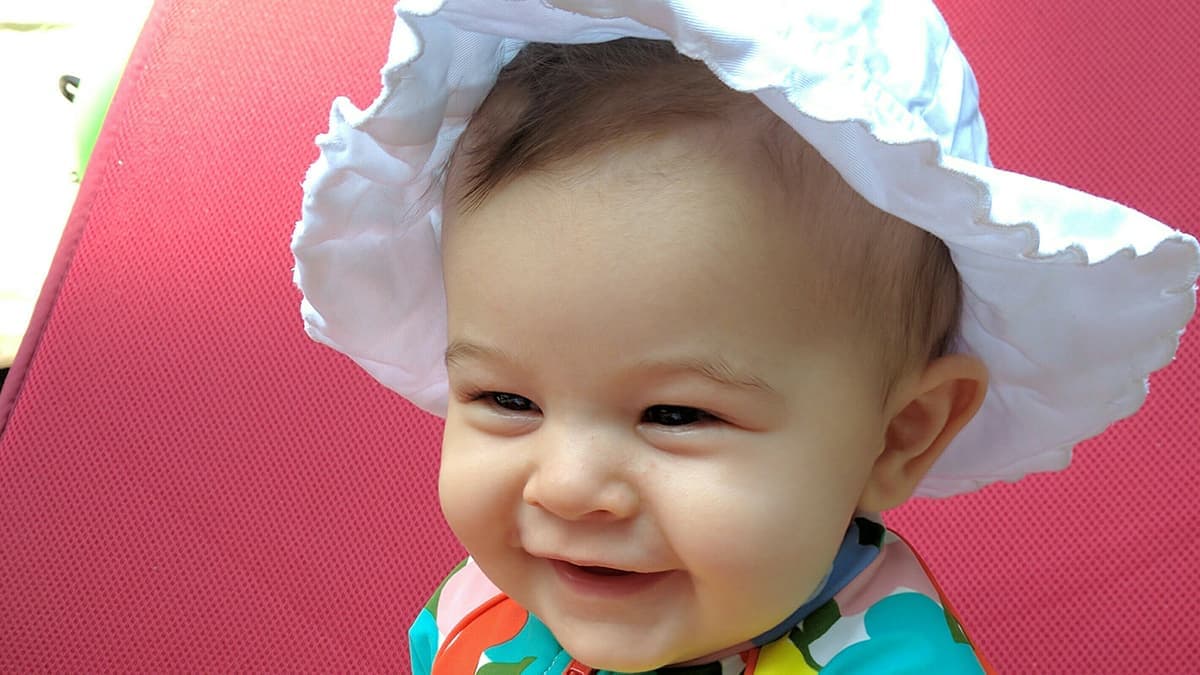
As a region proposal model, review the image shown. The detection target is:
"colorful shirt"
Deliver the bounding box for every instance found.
[410,518,993,674]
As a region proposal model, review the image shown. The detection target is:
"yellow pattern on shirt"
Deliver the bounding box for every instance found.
[755,636,819,674]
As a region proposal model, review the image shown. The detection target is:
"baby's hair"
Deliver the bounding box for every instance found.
[446,39,961,393]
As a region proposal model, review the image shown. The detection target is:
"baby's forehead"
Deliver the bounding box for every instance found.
[446,103,898,303]
[443,117,956,390]
[444,127,876,325]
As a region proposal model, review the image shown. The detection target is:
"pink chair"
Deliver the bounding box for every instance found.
[1,0,1195,671]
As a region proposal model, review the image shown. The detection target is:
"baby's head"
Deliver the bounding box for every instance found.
[436,39,987,670]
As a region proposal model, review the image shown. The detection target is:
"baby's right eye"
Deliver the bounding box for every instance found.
[482,391,540,413]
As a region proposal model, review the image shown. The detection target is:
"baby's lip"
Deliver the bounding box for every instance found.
[532,552,657,575]
[547,558,676,597]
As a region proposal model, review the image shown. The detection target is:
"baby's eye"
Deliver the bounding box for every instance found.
[484,391,540,413]
[642,405,714,427]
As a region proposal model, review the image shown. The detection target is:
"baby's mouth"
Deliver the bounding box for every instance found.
[548,558,672,596]
[574,564,633,577]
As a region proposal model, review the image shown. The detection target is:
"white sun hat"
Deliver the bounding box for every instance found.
[292,0,1199,497]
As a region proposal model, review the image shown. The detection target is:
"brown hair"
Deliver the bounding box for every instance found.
[445,39,961,390]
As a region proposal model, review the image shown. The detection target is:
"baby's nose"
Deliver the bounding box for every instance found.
[521,426,639,522]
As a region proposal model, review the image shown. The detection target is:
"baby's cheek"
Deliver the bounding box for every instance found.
[437,456,475,541]
[660,481,778,574]
[664,502,835,646]
[660,468,845,595]
[438,432,507,545]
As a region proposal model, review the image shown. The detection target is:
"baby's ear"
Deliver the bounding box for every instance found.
[858,355,989,512]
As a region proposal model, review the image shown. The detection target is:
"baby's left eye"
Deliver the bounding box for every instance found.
[642,405,715,427]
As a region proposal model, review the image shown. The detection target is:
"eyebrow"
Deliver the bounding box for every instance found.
[444,340,778,397]
[641,356,779,396]
[444,340,513,369]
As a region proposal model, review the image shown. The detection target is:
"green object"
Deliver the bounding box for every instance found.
[71,64,121,179]
[61,2,153,181]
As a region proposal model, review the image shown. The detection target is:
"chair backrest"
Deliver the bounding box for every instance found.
[0,1,461,670]
[1,0,1195,671]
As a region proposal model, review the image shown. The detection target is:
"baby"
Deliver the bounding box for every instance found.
[292,2,1200,673]
[432,38,985,673]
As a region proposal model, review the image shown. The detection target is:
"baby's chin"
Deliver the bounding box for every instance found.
[555,637,681,673]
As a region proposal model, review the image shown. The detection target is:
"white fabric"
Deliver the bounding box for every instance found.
[292,0,1200,497]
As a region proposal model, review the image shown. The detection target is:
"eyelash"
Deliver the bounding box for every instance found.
[479,391,539,413]
[641,405,717,427]
[464,391,719,427]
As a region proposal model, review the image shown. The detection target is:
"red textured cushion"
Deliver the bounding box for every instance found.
[0,0,1196,672]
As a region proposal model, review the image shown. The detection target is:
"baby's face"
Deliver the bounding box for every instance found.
[439,130,891,670]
